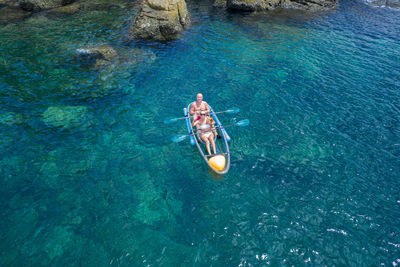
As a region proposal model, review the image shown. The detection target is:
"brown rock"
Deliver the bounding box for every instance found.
[281,0,337,11]
[19,0,74,12]
[127,0,190,41]
[226,0,337,11]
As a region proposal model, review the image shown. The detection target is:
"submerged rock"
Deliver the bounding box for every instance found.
[76,45,118,62]
[44,226,74,260]
[132,175,183,226]
[0,0,20,8]
[80,0,127,11]
[127,0,190,41]
[19,0,74,11]
[226,0,337,11]
[214,0,227,7]
[0,112,23,126]
[369,0,400,8]
[42,106,92,130]
[76,45,118,69]
[46,2,81,16]
[387,0,400,7]
[0,6,31,24]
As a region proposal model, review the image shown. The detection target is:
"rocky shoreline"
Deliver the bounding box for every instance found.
[0,0,341,39]
[1,0,400,42]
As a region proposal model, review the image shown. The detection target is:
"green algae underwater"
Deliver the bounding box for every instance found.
[1,0,400,265]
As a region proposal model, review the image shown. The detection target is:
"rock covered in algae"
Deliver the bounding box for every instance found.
[281,0,337,11]
[39,161,60,188]
[127,0,191,41]
[126,172,183,226]
[214,0,227,7]
[42,106,92,130]
[7,207,39,241]
[369,0,400,8]
[75,44,118,69]
[0,112,23,126]
[227,0,281,11]
[0,6,31,24]
[46,2,81,16]
[20,225,79,263]
[44,226,74,260]
[19,0,75,11]
[226,0,337,11]
[76,45,118,62]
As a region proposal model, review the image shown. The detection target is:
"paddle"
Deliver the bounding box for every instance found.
[164,107,240,124]
[171,119,249,143]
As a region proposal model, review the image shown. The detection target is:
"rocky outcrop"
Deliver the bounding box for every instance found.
[226,0,337,11]
[19,0,74,12]
[127,0,190,41]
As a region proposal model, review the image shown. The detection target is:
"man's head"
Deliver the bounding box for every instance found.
[196,93,203,102]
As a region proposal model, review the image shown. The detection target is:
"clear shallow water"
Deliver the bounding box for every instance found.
[1,0,400,265]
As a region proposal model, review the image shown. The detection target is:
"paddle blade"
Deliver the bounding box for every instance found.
[236,119,249,127]
[171,134,188,143]
[226,107,240,114]
[164,117,178,124]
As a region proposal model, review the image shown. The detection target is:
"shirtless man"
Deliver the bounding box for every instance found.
[190,93,210,121]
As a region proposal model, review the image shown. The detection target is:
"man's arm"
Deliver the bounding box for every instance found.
[190,102,196,115]
[203,102,210,114]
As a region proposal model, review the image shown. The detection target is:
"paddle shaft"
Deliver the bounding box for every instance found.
[182,123,242,138]
[171,109,236,121]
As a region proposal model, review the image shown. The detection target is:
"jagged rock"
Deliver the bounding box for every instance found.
[0,6,31,24]
[42,106,92,130]
[281,0,337,11]
[127,0,190,41]
[47,2,81,15]
[226,0,337,11]
[76,45,118,68]
[19,0,74,12]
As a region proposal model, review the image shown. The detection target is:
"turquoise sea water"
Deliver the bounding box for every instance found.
[1,0,400,265]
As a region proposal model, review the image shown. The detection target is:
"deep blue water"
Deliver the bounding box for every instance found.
[1,0,400,265]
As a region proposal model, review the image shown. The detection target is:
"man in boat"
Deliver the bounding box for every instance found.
[190,93,210,121]
[190,93,219,138]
